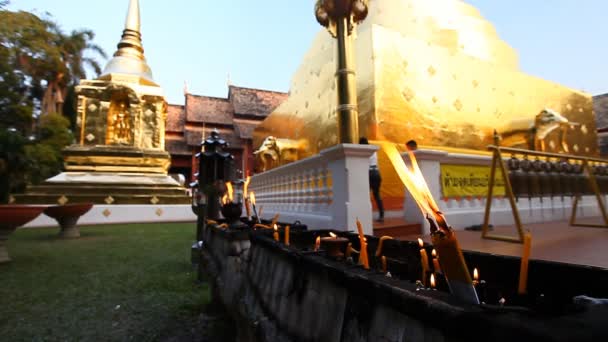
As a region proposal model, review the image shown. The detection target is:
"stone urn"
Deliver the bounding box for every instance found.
[44,203,93,238]
[0,205,47,263]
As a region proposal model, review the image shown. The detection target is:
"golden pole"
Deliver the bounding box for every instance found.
[315,0,368,144]
[335,16,358,144]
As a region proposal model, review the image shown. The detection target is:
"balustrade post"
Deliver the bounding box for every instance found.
[321,144,377,235]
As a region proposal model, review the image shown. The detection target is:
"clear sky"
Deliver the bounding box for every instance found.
[9,0,608,105]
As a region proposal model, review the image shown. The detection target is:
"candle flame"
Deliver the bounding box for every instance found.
[430,273,436,288]
[244,176,251,198]
[418,238,424,248]
[379,142,445,228]
[432,249,437,258]
[314,236,321,251]
[273,224,278,231]
[222,181,234,205]
[250,191,256,205]
[329,232,337,238]
[474,268,479,281]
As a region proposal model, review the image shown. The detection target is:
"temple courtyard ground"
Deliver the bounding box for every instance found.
[0,222,234,341]
[413,217,608,269]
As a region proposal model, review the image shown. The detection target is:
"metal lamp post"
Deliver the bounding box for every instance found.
[315,0,369,144]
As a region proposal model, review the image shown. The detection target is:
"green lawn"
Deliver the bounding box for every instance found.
[0,222,229,341]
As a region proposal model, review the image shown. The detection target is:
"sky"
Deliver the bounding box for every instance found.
[8,0,608,105]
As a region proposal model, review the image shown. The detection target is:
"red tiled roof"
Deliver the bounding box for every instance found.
[166,104,185,132]
[228,86,288,117]
[185,94,234,125]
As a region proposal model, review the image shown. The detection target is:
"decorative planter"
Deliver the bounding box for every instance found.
[0,205,47,263]
[44,203,93,238]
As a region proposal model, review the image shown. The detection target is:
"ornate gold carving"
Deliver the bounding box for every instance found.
[102,209,112,217]
[104,196,115,204]
[57,195,69,205]
[107,101,131,145]
[86,133,95,142]
[155,208,163,216]
[150,196,159,204]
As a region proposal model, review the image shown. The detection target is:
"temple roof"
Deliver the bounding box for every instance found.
[166,104,185,132]
[228,86,289,117]
[185,94,234,125]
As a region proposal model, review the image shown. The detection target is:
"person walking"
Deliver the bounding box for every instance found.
[360,137,384,222]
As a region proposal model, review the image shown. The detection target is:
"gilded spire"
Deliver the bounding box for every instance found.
[124,0,140,32]
[100,0,154,83]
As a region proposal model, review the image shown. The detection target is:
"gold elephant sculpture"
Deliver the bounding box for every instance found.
[253,136,308,172]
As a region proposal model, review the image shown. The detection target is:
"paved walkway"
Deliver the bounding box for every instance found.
[407,217,608,269]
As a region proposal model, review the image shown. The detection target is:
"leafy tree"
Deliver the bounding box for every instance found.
[0,129,28,203]
[0,6,104,198]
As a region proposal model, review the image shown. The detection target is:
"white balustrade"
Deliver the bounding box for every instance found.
[249,144,377,234]
[403,149,604,234]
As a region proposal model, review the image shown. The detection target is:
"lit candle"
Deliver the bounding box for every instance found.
[244,176,251,219]
[431,249,442,273]
[345,242,353,258]
[320,232,349,258]
[271,213,280,228]
[518,232,532,294]
[418,238,429,286]
[430,273,436,289]
[284,225,290,246]
[314,236,321,251]
[250,191,259,223]
[473,268,479,285]
[375,236,394,257]
[381,255,388,274]
[273,224,279,242]
[356,219,370,269]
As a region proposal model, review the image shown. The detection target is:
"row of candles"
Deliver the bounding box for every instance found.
[220,177,533,304]
[419,232,532,298]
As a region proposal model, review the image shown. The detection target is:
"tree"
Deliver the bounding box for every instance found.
[0,7,106,131]
[0,6,104,199]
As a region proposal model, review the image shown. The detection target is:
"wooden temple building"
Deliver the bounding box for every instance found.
[165,86,288,183]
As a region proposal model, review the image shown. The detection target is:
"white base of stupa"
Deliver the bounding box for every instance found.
[23,204,196,228]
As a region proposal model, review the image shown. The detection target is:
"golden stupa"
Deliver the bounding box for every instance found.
[253,0,597,205]
[16,0,189,205]
[254,0,597,156]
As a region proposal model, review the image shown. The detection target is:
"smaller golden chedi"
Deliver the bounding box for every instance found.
[15,0,189,205]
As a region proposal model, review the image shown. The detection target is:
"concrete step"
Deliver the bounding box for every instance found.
[373,217,421,238]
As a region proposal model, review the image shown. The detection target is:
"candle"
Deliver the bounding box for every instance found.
[430,226,479,304]
[430,273,436,289]
[345,242,353,258]
[284,225,290,246]
[381,255,387,274]
[244,176,251,219]
[418,238,429,286]
[518,232,532,294]
[271,213,280,227]
[250,191,259,223]
[314,236,321,251]
[320,232,349,258]
[375,236,394,257]
[356,219,370,269]
[431,249,442,273]
[473,268,479,285]
[273,224,279,242]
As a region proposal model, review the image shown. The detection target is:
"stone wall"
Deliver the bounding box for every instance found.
[199,224,608,342]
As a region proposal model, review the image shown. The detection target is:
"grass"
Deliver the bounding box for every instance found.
[0,222,230,342]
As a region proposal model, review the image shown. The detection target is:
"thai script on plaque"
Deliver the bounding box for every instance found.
[441,164,505,198]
